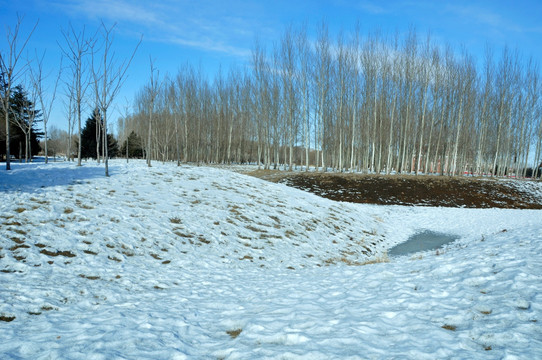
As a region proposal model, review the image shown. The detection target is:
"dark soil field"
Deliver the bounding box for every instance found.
[248,170,542,209]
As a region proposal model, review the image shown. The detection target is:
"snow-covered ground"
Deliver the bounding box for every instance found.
[1,159,541,359]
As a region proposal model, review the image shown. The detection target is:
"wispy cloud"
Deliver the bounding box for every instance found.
[47,0,256,58]
[50,0,162,26]
[356,1,388,14]
[445,4,542,35]
[446,5,503,28]
[164,36,251,59]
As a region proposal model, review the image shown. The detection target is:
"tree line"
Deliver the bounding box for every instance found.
[121,24,541,176]
[3,17,541,177]
[1,16,139,175]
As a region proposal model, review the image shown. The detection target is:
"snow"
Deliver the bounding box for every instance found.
[1,159,541,359]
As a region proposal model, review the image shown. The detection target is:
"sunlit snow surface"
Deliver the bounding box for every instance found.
[1,160,541,359]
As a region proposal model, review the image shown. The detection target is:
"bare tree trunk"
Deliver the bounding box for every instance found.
[92,22,140,176]
[147,58,159,168]
[0,17,37,170]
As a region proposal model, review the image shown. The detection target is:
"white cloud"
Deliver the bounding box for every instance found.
[49,0,255,57]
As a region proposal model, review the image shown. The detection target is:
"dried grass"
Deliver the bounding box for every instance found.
[226,329,242,339]
[40,249,76,257]
[79,274,100,280]
[0,315,16,322]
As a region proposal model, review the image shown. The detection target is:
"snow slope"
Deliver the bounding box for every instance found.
[1,160,541,359]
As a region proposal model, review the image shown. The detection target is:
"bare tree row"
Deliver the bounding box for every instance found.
[124,25,542,176]
[2,16,139,176]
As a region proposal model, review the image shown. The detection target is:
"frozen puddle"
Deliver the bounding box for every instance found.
[388,230,460,257]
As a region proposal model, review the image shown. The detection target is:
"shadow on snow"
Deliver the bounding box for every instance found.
[0,160,112,192]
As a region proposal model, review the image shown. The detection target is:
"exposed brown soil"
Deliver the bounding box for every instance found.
[248,170,542,209]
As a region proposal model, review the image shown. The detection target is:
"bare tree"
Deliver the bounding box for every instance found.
[146,57,160,167]
[166,79,181,166]
[296,25,312,171]
[92,21,141,176]
[59,24,93,166]
[62,79,76,161]
[280,26,298,171]
[0,15,37,170]
[46,125,68,160]
[314,22,331,171]
[29,51,62,164]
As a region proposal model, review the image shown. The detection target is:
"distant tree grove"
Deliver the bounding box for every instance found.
[120,25,542,177]
[3,17,542,177]
[1,16,138,176]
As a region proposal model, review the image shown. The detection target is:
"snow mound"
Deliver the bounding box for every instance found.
[1,160,541,359]
[1,160,389,273]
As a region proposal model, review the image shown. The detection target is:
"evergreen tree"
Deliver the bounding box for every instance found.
[0,80,42,160]
[80,108,118,159]
[120,130,144,158]
[108,133,119,158]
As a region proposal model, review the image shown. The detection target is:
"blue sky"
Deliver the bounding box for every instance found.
[1,0,542,134]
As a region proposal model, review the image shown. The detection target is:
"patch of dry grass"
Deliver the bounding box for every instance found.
[40,249,76,257]
[173,231,193,238]
[324,253,389,266]
[9,244,30,251]
[198,236,210,244]
[10,237,25,244]
[245,225,266,233]
[0,315,16,322]
[3,220,22,226]
[79,274,100,280]
[30,197,50,205]
[226,329,242,339]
